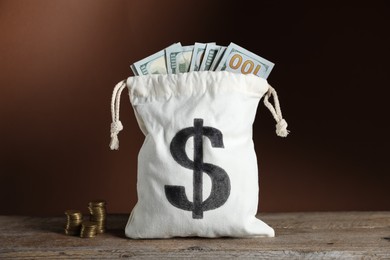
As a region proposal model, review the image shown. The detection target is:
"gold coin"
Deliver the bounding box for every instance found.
[88,200,106,207]
[82,221,98,227]
[80,225,98,238]
[65,209,82,216]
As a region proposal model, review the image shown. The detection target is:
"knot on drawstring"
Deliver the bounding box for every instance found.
[276,118,289,137]
[263,85,290,137]
[110,80,127,150]
[110,120,123,150]
[111,120,123,134]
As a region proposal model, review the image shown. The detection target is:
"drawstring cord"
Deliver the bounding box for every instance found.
[263,85,289,137]
[110,80,127,150]
[109,80,288,150]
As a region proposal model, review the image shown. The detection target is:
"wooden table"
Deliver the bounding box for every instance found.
[1,212,389,259]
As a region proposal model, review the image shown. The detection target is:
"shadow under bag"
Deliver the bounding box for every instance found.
[110,71,289,239]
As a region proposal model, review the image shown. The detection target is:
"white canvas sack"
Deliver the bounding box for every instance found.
[110,71,289,239]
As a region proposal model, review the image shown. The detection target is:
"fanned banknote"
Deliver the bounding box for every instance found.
[166,45,194,74]
[209,46,226,71]
[131,43,181,75]
[131,50,166,75]
[131,42,275,78]
[130,64,138,76]
[199,44,221,71]
[215,43,274,79]
[189,42,216,71]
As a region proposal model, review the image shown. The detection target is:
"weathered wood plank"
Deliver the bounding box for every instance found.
[0,212,389,259]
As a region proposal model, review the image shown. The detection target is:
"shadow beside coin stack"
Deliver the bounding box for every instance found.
[64,200,107,238]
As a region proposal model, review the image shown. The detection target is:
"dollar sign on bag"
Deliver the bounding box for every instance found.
[165,118,231,219]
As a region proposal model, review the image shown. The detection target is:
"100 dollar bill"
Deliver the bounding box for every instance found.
[188,42,207,71]
[131,43,181,75]
[166,45,194,73]
[215,43,274,79]
[131,49,167,75]
[189,42,216,71]
[131,42,275,79]
[209,46,226,71]
[200,44,221,71]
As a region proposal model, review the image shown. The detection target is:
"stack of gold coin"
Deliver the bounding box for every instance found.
[88,200,107,234]
[64,210,83,236]
[80,221,98,238]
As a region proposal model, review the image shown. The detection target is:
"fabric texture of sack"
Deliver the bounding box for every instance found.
[110,71,288,239]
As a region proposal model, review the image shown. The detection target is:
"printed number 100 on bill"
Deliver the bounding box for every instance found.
[227,53,266,76]
[216,43,274,79]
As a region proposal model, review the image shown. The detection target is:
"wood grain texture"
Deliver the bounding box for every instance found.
[0,212,389,259]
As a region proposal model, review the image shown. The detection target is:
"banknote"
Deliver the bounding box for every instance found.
[215,43,274,79]
[188,43,207,71]
[131,50,166,75]
[209,46,226,71]
[131,43,181,75]
[199,44,222,71]
[130,64,138,76]
[166,45,194,74]
[131,42,275,78]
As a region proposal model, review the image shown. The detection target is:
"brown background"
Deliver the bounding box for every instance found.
[0,0,389,216]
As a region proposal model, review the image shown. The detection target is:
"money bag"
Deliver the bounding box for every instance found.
[110,71,289,238]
